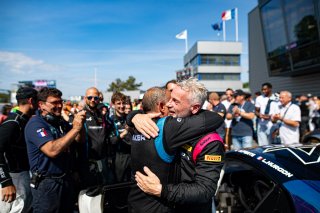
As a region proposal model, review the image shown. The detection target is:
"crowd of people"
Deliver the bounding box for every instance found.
[0,79,319,213]
[205,82,320,149]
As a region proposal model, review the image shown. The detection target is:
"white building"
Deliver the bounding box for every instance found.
[177,41,243,92]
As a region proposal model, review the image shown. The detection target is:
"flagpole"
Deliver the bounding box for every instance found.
[235,8,238,42]
[94,68,97,88]
[223,21,226,41]
[185,30,188,54]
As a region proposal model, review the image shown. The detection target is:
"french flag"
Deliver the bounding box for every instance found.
[37,128,48,137]
[221,8,235,21]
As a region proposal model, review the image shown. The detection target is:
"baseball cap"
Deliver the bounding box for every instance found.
[16,87,38,100]
[233,89,246,97]
[97,103,108,110]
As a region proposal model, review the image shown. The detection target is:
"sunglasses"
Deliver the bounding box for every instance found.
[87,96,100,101]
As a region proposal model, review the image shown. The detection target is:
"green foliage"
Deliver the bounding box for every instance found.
[107,76,142,92]
[243,82,249,88]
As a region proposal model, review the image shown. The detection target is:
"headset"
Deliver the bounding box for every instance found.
[41,109,62,125]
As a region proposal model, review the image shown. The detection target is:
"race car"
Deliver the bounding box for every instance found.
[216,143,320,213]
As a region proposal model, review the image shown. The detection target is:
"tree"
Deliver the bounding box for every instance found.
[107,76,142,92]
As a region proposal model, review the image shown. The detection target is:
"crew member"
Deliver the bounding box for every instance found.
[109,92,131,182]
[0,87,38,213]
[25,87,86,213]
[77,87,114,188]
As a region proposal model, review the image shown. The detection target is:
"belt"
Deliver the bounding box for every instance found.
[43,173,66,179]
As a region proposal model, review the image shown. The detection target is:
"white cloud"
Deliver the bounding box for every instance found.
[0,51,62,74]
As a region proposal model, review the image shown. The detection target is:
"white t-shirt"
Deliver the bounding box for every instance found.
[222,100,232,128]
[272,102,301,145]
[255,95,270,125]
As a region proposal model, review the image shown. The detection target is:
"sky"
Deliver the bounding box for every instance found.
[0,0,258,98]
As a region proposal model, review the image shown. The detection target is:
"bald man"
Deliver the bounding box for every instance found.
[78,87,113,189]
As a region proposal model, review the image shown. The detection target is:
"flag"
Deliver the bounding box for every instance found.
[175,30,187,40]
[37,128,48,138]
[211,22,222,31]
[221,8,236,21]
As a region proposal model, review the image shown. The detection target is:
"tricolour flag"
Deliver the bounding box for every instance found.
[37,128,48,138]
[175,30,187,40]
[221,8,235,21]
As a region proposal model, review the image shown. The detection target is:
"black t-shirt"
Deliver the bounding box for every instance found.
[0,111,30,186]
[82,107,110,160]
[299,101,309,117]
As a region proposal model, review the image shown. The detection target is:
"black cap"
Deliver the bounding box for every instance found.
[97,103,107,110]
[233,89,246,97]
[16,87,38,100]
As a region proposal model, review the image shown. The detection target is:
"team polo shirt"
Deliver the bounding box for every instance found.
[228,101,255,137]
[25,112,72,176]
[213,103,226,135]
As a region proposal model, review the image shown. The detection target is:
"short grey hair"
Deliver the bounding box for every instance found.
[142,87,166,112]
[177,77,208,107]
[281,90,292,99]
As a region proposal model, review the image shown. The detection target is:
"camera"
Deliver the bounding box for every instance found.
[30,171,43,189]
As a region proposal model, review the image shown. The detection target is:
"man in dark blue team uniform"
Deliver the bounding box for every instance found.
[25,87,86,213]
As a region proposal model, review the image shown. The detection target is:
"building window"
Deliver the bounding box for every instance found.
[195,73,240,80]
[260,0,320,76]
[190,54,240,66]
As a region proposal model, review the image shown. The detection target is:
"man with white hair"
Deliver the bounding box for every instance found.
[271,91,301,145]
[130,78,225,213]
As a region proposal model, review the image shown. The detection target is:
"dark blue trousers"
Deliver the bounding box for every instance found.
[31,176,74,213]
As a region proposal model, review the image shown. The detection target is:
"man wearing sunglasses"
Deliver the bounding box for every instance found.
[25,87,86,213]
[77,87,114,191]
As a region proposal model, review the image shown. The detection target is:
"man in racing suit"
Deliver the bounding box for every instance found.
[132,78,225,213]
[128,86,223,213]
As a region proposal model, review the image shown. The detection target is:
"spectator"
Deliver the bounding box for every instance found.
[165,79,177,92]
[255,82,274,146]
[132,99,139,110]
[77,100,86,112]
[226,89,255,149]
[221,88,235,149]
[0,87,37,213]
[298,95,310,138]
[124,96,132,115]
[99,91,104,103]
[311,96,320,129]
[208,92,226,139]
[271,91,301,145]
[0,104,12,124]
[24,87,86,213]
[70,103,78,114]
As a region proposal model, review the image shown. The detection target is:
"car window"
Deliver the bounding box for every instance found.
[216,159,293,212]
